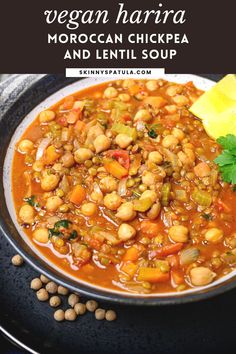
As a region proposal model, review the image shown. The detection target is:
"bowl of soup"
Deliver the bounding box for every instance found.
[1,74,236,305]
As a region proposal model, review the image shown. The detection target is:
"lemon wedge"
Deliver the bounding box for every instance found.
[189,74,236,139]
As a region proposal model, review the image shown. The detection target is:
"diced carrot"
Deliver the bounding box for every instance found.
[149,243,184,259]
[69,185,86,205]
[121,262,138,277]
[194,162,211,178]
[137,267,169,283]
[104,160,128,179]
[82,263,95,274]
[44,145,60,164]
[140,221,160,238]
[128,84,141,95]
[171,270,184,285]
[123,246,140,262]
[74,120,86,133]
[67,110,81,124]
[143,96,167,109]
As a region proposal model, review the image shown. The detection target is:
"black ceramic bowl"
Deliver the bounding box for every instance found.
[1,73,235,306]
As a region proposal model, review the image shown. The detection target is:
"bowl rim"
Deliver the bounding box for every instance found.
[1,73,236,305]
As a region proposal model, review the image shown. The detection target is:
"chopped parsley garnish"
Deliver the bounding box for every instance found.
[148,129,158,139]
[201,213,213,221]
[24,195,39,208]
[54,220,72,229]
[146,123,163,139]
[69,230,78,240]
[49,219,72,238]
[214,134,236,184]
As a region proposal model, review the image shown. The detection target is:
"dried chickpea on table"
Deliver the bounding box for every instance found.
[12,78,236,294]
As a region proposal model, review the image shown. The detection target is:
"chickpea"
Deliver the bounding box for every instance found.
[54,309,65,322]
[18,139,34,154]
[19,204,35,224]
[172,95,189,106]
[162,135,179,149]
[115,134,133,149]
[178,150,195,165]
[30,278,43,291]
[146,80,158,91]
[41,174,60,192]
[104,87,118,99]
[93,134,111,153]
[57,285,69,296]
[91,190,103,203]
[140,190,157,203]
[65,308,77,321]
[36,288,49,302]
[68,293,80,307]
[46,196,63,212]
[148,151,163,164]
[81,202,97,216]
[86,124,104,143]
[166,85,182,97]
[86,300,98,312]
[74,303,86,315]
[194,162,211,178]
[74,148,93,164]
[39,110,56,123]
[134,109,152,122]
[205,228,223,244]
[40,274,50,284]
[118,93,130,102]
[184,148,195,163]
[46,281,58,294]
[103,192,122,211]
[32,161,44,172]
[147,202,161,220]
[118,223,136,241]
[190,267,216,286]
[172,128,185,141]
[115,202,136,221]
[61,152,75,168]
[165,105,177,114]
[169,225,189,243]
[49,296,61,308]
[105,310,117,321]
[122,79,135,89]
[99,176,118,193]
[142,171,157,187]
[33,228,49,243]
[95,308,106,320]
[11,254,24,266]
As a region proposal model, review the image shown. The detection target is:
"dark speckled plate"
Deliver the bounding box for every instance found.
[1,74,235,354]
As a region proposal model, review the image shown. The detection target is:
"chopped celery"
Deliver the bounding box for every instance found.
[180,247,200,265]
[104,160,128,179]
[133,197,153,212]
[111,122,137,141]
[129,154,142,176]
[112,101,128,111]
[161,183,171,206]
[192,189,212,207]
[95,112,108,127]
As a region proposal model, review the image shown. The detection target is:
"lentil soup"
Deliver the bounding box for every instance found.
[11,78,236,295]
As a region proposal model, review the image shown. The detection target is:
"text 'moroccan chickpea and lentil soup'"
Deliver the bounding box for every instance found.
[12,78,236,295]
